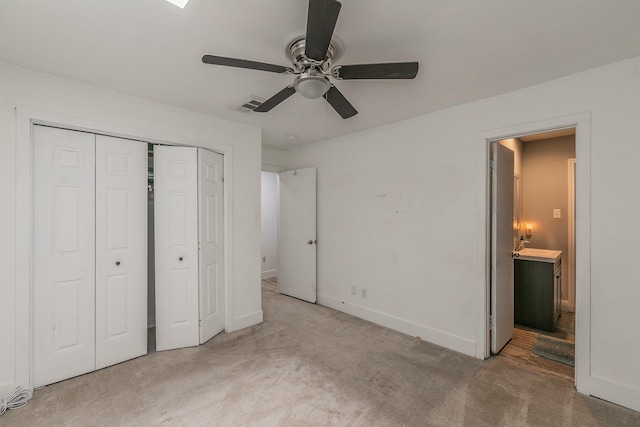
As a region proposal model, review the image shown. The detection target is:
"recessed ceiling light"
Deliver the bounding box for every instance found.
[164,0,189,8]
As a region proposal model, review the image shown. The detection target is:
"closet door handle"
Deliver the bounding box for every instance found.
[179,257,183,261]
[115,261,121,266]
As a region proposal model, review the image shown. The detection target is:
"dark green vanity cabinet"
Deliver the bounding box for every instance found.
[514,258,561,332]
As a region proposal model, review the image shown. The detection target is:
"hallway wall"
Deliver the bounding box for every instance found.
[261,171,278,279]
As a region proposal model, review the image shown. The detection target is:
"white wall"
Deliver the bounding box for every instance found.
[260,146,286,280]
[286,56,640,411]
[262,146,288,171]
[261,171,279,279]
[0,62,263,395]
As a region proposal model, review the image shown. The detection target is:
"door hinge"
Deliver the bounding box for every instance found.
[489,160,495,171]
[489,315,493,329]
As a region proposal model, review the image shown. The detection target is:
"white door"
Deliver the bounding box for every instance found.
[95,135,148,369]
[491,143,515,354]
[154,146,200,351]
[198,149,225,343]
[33,126,96,387]
[278,167,317,303]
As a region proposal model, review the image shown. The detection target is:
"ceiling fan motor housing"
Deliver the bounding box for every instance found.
[287,36,341,73]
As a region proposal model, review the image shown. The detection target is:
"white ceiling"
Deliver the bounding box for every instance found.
[2,1,640,149]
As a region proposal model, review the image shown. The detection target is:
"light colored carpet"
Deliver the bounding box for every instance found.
[1,283,638,426]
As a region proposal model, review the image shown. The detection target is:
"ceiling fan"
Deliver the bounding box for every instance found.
[202,0,419,119]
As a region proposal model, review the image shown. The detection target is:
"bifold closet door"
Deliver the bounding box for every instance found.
[34,127,148,387]
[95,135,148,369]
[198,148,224,343]
[154,146,200,351]
[34,126,96,387]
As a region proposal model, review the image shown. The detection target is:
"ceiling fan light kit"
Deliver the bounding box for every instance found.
[202,0,419,119]
[294,70,331,99]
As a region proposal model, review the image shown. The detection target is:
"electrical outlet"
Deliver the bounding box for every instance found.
[553,209,561,219]
[361,288,367,299]
[351,286,357,296]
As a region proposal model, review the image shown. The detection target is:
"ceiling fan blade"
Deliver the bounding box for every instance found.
[202,55,294,74]
[332,62,419,80]
[305,0,342,61]
[253,86,297,112]
[323,85,357,119]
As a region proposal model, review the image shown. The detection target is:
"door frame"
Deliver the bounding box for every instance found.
[15,108,236,390]
[566,158,576,312]
[476,113,591,395]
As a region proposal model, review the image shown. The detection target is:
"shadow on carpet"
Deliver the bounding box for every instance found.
[532,335,575,366]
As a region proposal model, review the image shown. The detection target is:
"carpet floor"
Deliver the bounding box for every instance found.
[1,283,638,426]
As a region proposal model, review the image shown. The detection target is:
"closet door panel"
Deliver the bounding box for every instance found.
[95,135,148,369]
[154,146,200,351]
[198,149,225,343]
[34,126,96,387]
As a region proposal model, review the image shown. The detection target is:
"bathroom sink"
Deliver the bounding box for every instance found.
[514,248,562,263]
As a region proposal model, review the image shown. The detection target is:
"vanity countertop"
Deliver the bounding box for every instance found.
[514,248,562,263]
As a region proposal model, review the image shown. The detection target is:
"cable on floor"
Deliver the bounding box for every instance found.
[0,386,33,416]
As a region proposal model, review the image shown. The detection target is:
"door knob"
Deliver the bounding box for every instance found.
[115,261,121,266]
[179,257,184,261]
[307,240,313,245]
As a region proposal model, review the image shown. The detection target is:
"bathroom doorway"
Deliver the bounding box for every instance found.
[489,128,577,381]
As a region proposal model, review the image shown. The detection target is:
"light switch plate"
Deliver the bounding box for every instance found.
[553,209,561,219]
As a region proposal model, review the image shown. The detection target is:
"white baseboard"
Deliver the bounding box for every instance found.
[261,269,277,279]
[590,375,640,412]
[233,310,264,331]
[317,294,476,357]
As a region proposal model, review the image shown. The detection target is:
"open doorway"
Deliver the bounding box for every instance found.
[489,128,577,381]
[261,171,279,289]
[260,167,318,302]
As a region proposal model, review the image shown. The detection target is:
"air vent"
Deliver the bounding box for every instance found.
[234,96,265,113]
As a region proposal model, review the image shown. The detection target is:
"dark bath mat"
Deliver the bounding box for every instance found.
[532,335,575,367]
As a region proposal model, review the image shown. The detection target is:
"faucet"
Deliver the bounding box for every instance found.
[516,238,530,251]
